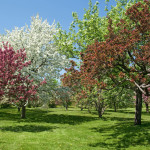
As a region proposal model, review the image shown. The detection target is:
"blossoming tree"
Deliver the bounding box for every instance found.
[0,15,69,102]
[0,43,44,118]
[81,1,150,125]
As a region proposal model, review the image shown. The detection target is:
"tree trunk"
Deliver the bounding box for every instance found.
[80,103,84,111]
[145,102,149,113]
[65,104,68,110]
[114,101,117,112]
[18,107,20,112]
[88,106,91,113]
[134,89,142,125]
[97,101,104,118]
[98,105,102,118]
[21,105,26,119]
[95,101,98,111]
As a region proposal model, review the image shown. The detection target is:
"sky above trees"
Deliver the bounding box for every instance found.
[0,0,116,34]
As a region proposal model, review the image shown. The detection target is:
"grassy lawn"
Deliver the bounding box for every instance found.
[0,107,150,150]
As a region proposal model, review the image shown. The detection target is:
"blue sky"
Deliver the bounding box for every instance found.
[0,0,117,34]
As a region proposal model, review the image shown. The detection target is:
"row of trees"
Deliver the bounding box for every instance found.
[60,0,150,125]
[0,0,149,126]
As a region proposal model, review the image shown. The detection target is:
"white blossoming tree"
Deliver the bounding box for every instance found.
[0,15,69,103]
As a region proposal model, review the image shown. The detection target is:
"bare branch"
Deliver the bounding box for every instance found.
[134,81,146,95]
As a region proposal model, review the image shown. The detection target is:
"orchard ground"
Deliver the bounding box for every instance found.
[0,107,150,150]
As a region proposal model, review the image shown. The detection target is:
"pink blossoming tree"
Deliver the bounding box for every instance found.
[0,43,45,118]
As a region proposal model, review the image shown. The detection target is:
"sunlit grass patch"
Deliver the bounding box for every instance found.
[0,107,150,150]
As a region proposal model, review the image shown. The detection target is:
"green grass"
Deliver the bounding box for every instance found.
[0,107,150,150]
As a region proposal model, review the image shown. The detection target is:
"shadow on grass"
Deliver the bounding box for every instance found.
[0,125,57,132]
[105,116,133,122]
[106,109,150,116]
[90,111,110,116]
[0,108,98,125]
[89,119,150,150]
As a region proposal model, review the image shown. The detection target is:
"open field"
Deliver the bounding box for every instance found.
[0,107,150,150]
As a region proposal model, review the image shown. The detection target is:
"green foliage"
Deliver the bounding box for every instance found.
[0,103,11,108]
[38,76,59,104]
[55,0,145,59]
[54,87,73,110]
[54,0,108,59]
[103,87,135,110]
[0,97,12,108]
[48,100,57,108]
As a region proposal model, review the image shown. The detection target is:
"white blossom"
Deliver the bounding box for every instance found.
[0,14,69,79]
[0,14,69,101]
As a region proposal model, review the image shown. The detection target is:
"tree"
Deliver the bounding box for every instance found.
[0,43,43,118]
[61,60,83,109]
[60,0,148,119]
[103,86,134,112]
[55,0,144,59]
[54,87,72,110]
[61,60,108,117]
[37,75,58,106]
[80,64,108,117]
[55,0,109,59]
[0,15,69,102]
[81,1,150,125]
[58,0,144,116]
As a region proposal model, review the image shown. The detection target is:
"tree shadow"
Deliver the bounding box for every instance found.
[0,108,98,125]
[25,114,98,125]
[89,120,150,149]
[106,109,150,116]
[106,116,133,122]
[106,109,134,114]
[90,111,110,116]
[0,125,57,132]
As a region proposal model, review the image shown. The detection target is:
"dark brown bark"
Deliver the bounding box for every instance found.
[95,101,98,111]
[18,107,20,112]
[134,89,142,125]
[97,101,104,118]
[145,102,149,113]
[88,106,91,113]
[81,107,83,111]
[65,104,68,110]
[21,105,26,119]
[114,101,117,112]
[80,103,84,111]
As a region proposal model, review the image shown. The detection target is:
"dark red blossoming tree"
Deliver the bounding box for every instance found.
[81,1,150,125]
